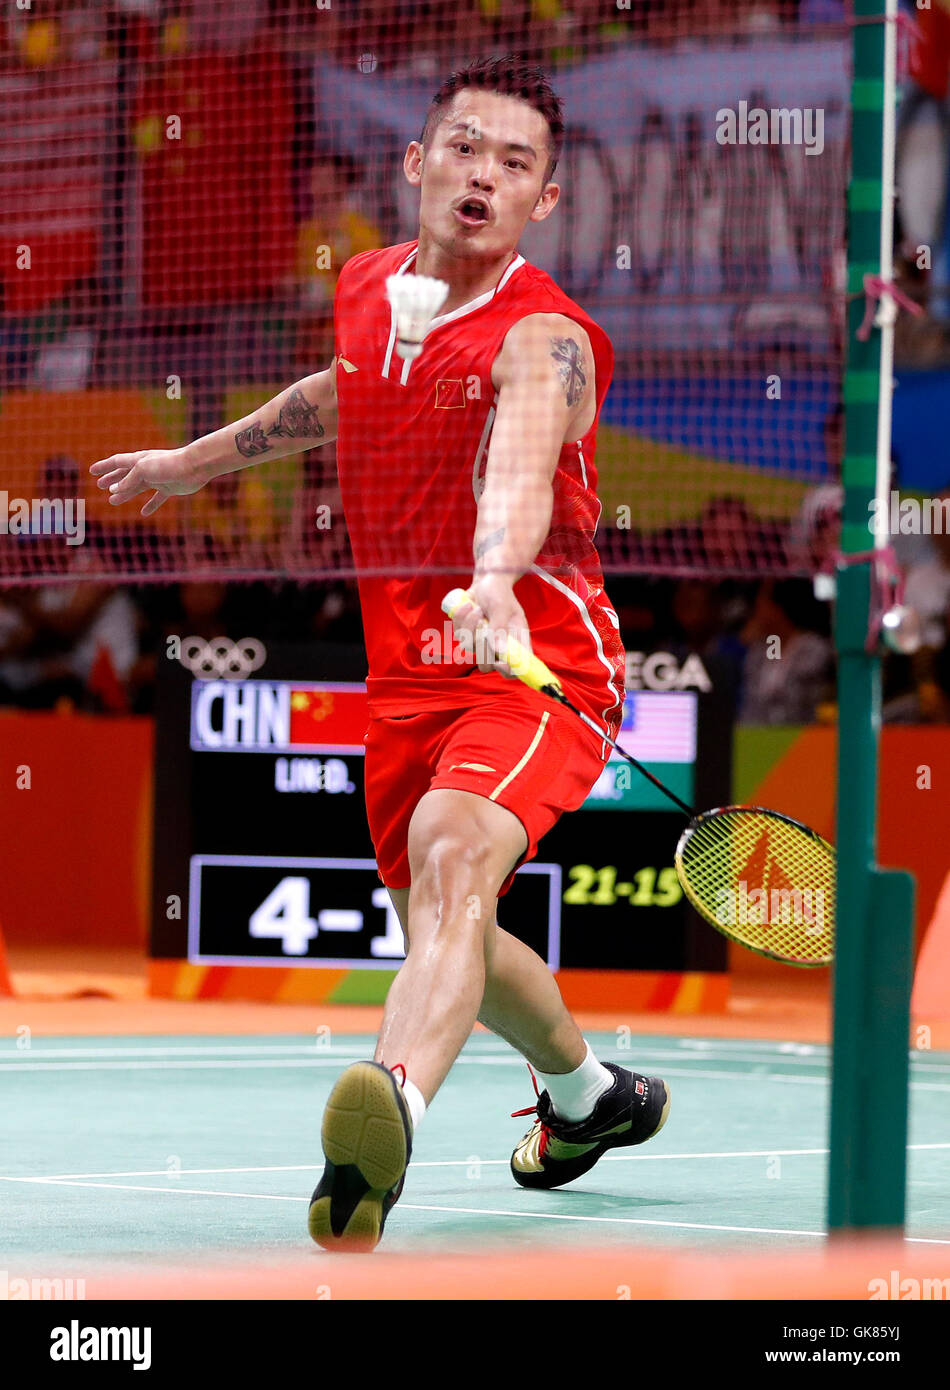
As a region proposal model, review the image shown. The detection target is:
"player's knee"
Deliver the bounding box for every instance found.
[408,830,497,902]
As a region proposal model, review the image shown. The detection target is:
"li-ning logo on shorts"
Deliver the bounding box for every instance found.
[178,637,267,680]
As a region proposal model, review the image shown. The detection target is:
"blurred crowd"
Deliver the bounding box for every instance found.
[3,493,950,723]
[0,576,363,715]
[0,1,851,78]
[2,0,949,723]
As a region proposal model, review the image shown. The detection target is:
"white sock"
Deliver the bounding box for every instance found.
[400,1076,426,1132]
[532,1042,614,1123]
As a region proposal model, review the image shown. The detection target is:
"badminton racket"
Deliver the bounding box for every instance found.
[442,588,835,967]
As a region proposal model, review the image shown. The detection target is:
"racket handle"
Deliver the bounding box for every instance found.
[441,588,564,697]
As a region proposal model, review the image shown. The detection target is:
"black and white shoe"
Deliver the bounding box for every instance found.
[308,1060,413,1251]
[510,1062,670,1190]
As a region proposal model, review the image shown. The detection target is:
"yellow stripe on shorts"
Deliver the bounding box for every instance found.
[488,712,550,802]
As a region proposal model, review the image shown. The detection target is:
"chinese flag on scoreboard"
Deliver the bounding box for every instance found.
[288,687,369,749]
[134,50,294,306]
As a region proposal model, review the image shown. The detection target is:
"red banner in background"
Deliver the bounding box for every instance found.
[910,2,950,101]
[134,51,294,307]
[0,61,116,313]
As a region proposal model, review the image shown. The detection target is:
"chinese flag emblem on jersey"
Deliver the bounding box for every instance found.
[435,379,465,409]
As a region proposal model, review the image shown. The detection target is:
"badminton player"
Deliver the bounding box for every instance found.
[92,55,670,1252]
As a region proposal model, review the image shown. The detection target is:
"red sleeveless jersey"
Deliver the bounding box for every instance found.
[333,239,625,743]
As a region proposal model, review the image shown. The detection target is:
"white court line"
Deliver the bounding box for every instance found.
[1,1044,376,1059]
[4,1142,950,1184]
[0,1041,834,1059]
[0,1175,823,1237]
[1,1174,947,1243]
[5,1057,950,1094]
[4,1041,948,1075]
[0,1057,832,1078]
[398,1205,950,1244]
[399,1203,824,1238]
[0,1041,827,1062]
[0,1059,862,1087]
[1,1044,833,1064]
[0,1179,306,1202]
[0,1059,864,1087]
[0,1051,822,1073]
[0,1042,858,1067]
[0,1046,831,1071]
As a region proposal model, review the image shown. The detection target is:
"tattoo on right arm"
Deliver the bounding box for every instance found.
[235,388,325,460]
[549,336,587,408]
[475,527,506,561]
[267,387,326,441]
[235,423,272,458]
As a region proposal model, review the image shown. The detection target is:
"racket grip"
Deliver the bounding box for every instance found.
[441,588,564,697]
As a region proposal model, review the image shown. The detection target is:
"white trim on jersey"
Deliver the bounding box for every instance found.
[576,441,603,538]
[382,314,397,380]
[395,244,528,328]
[471,392,499,501]
[382,248,527,381]
[426,252,526,328]
[381,247,419,380]
[528,562,624,758]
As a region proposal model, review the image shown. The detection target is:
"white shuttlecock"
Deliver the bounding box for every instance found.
[386,273,449,360]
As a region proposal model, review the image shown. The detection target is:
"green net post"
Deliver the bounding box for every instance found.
[828,0,915,1233]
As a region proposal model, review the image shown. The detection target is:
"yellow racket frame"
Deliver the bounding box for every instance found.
[675,806,835,967]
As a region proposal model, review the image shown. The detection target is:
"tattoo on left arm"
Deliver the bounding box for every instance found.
[549,337,586,408]
[267,388,326,440]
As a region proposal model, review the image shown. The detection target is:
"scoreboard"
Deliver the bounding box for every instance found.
[151,641,733,977]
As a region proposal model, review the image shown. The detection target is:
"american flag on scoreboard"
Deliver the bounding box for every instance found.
[615,692,697,764]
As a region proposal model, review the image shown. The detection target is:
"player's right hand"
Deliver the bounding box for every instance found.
[89,447,207,517]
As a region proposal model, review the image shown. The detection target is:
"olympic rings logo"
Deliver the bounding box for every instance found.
[177,636,267,680]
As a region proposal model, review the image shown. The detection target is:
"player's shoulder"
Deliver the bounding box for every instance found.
[502,310,593,347]
[508,260,613,356]
[336,240,417,292]
[495,311,592,376]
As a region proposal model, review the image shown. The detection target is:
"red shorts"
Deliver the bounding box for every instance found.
[363,689,609,895]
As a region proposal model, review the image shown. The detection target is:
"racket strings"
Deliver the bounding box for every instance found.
[677,809,835,966]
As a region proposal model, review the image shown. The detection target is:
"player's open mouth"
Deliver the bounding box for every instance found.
[453,199,490,227]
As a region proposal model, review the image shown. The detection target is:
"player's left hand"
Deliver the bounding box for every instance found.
[455,575,531,677]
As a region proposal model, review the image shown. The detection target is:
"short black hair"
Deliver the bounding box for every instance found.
[419,55,564,186]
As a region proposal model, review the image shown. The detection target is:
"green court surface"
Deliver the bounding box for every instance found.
[2,1032,948,1274]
